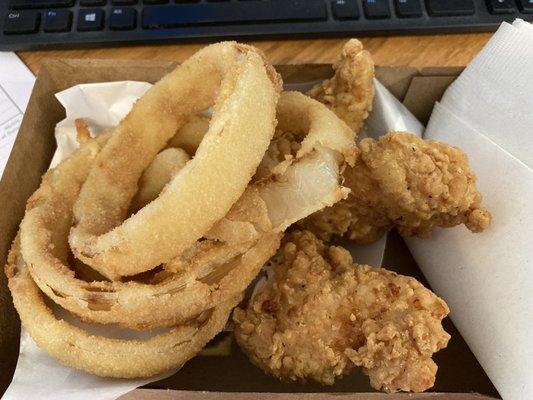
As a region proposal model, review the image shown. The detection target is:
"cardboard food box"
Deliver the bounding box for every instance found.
[0,59,501,400]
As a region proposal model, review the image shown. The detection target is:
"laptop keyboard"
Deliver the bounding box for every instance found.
[1,0,532,51]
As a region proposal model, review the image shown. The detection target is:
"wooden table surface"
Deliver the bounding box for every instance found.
[17,33,492,75]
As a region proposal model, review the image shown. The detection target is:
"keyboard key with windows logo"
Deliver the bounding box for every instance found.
[77,8,104,30]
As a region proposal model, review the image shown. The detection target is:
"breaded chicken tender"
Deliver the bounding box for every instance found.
[307,39,375,133]
[234,231,451,393]
[300,132,491,243]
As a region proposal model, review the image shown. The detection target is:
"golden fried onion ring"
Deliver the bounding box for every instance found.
[254,91,357,231]
[6,238,240,379]
[69,42,281,280]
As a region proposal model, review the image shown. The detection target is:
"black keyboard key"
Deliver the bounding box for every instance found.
[517,0,533,12]
[109,7,137,29]
[486,0,515,14]
[395,0,423,17]
[363,0,391,18]
[43,9,71,32]
[3,10,39,34]
[80,0,107,6]
[142,1,327,29]
[144,0,169,3]
[426,0,475,16]
[332,0,360,20]
[9,0,73,9]
[77,8,104,31]
[112,0,137,4]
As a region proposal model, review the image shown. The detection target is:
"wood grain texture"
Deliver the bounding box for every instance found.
[17,33,492,75]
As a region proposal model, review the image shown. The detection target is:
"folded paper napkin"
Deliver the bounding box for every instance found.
[407,19,533,400]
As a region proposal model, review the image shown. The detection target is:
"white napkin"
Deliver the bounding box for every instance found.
[407,19,533,400]
[50,81,152,167]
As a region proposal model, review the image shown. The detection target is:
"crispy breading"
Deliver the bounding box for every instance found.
[307,39,375,133]
[301,132,491,243]
[234,230,450,393]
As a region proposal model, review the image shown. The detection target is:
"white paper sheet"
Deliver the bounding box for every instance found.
[50,81,152,167]
[411,102,533,400]
[0,52,35,177]
[3,332,160,400]
[437,21,533,167]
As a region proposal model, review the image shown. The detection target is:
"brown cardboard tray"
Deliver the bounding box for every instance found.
[0,59,500,400]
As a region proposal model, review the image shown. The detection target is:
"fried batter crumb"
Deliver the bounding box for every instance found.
[234,230,450,393]
[301,132,491,243]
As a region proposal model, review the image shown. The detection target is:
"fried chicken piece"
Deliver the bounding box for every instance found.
[300,132,491,243]
[307,39,375,133]
[234,230,450,393]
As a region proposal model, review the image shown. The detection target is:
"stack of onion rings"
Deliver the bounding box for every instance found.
[5,41,357,378]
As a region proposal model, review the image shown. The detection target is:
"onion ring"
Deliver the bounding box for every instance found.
[6,237,239,379]
[69,42,282,280]
[253,91,356,231]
